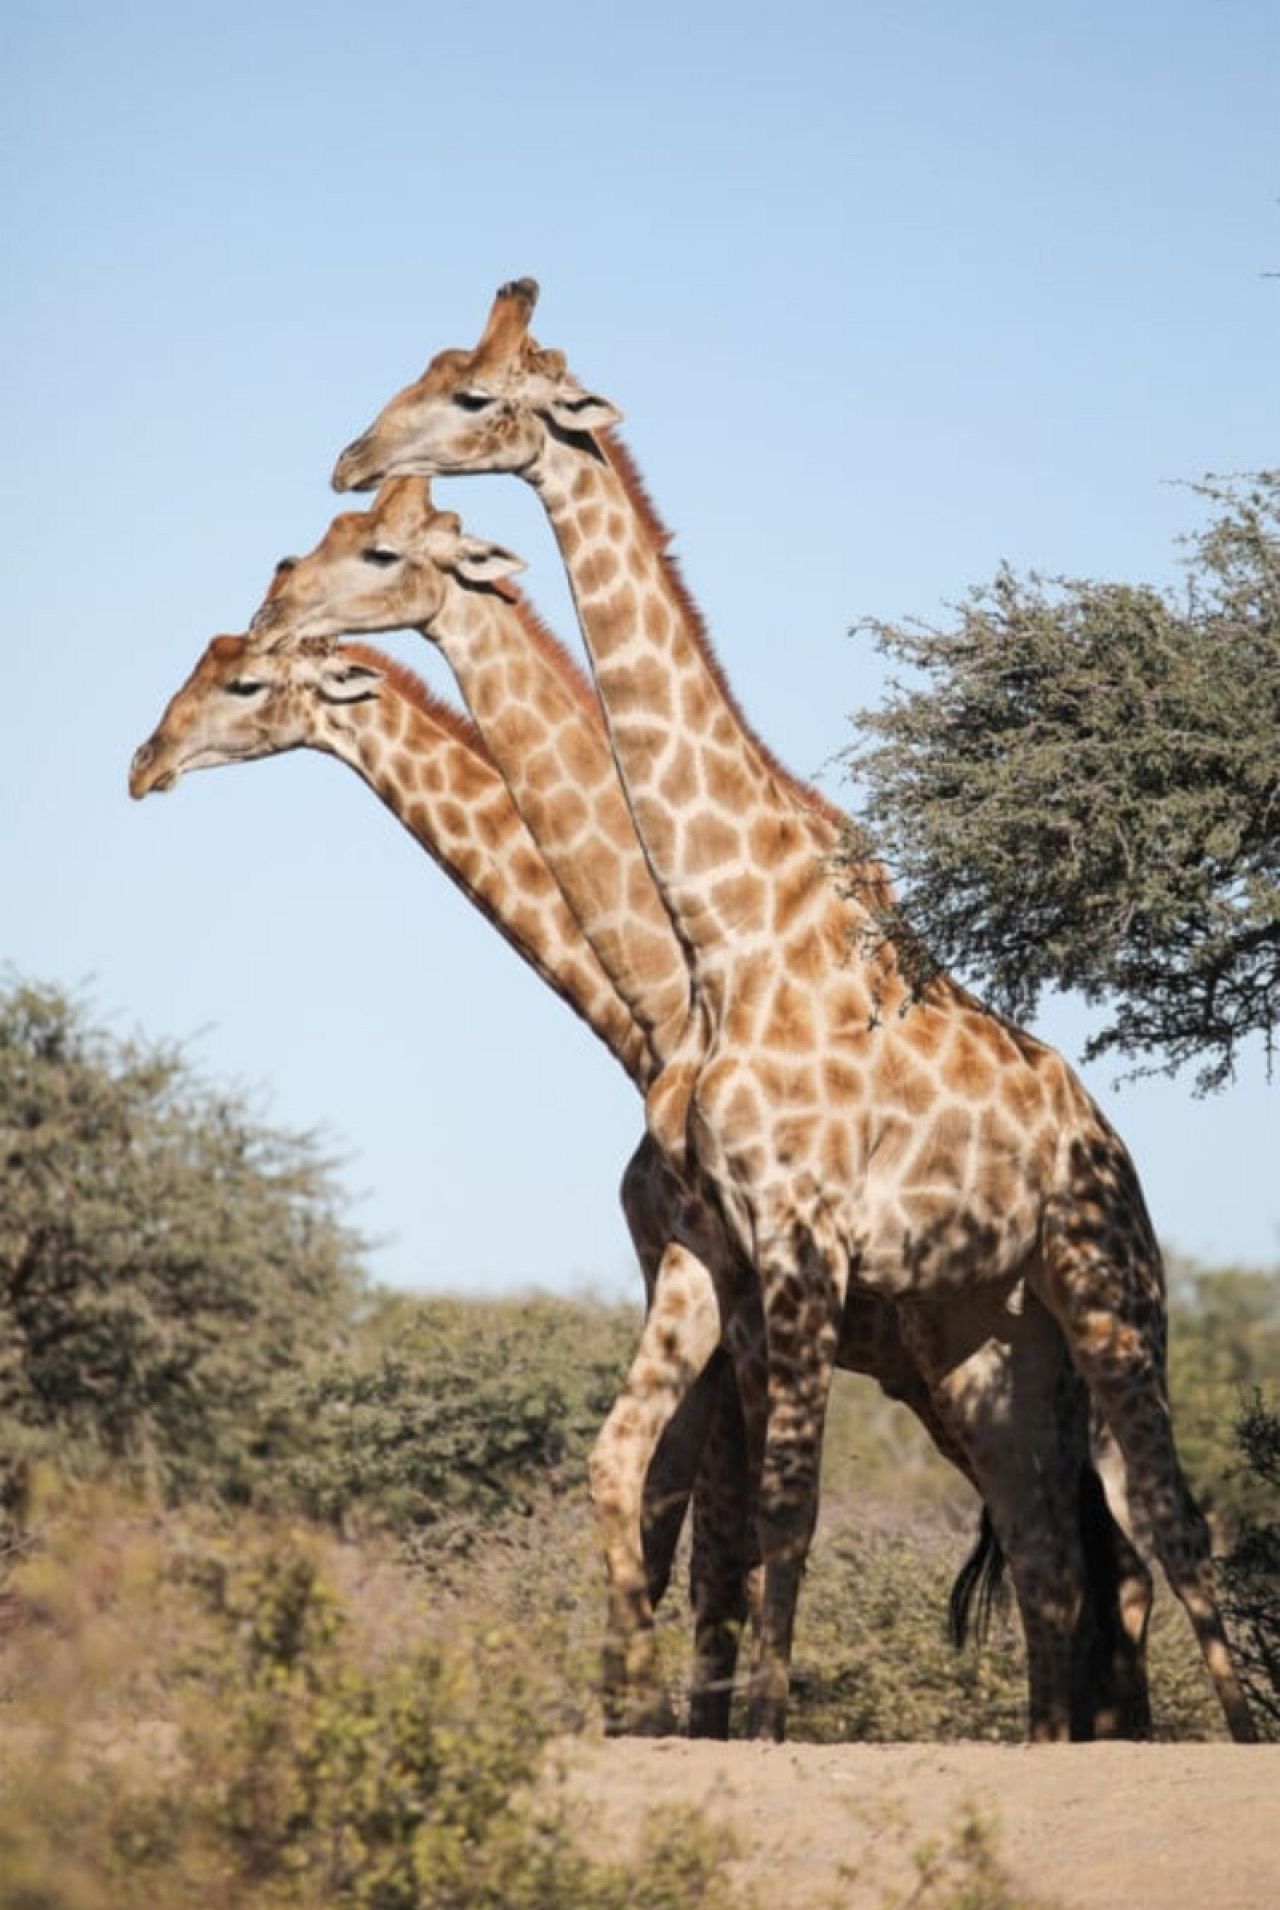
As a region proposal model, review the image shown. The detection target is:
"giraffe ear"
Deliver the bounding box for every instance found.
[543,386,624,433]
[317,657,383,705]
[452,537,527,586]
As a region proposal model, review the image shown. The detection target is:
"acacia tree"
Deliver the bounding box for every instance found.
[0,975,364,1516]
[844,472,1280,1089]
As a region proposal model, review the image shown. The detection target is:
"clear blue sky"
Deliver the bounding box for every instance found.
[4,2,1276,1294]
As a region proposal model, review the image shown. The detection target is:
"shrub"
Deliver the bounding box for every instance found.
[1220,1394,1280,1737]
[0,977,362,1525]
[276,1293,641,1549]
[1164,1258,1280,1525]
[0,1483,751,1910]
[843,472,1280,1088]
[788,1524,1028,1744]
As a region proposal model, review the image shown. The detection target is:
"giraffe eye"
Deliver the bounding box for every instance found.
[225,679,266,698]
[452,391,494,413]
[361,547,401,568]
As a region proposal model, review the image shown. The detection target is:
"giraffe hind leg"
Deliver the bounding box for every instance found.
[1074,1461,1153,1739]
[1036,1236,1257,1743]
[641,1348,728,1611]
[943,1414,1084,1740]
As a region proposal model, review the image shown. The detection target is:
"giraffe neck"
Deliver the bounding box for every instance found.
[311,645,652,1085]
[528,434,867,970]
[420,585,693,1066]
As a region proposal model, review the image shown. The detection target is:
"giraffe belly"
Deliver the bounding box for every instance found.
[852,1177,1042,1298]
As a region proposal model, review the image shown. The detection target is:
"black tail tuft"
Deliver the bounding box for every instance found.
[949,1508,1009,1649]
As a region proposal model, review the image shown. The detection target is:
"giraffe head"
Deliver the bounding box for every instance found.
[128,633,386,797]
[332,278,622,492]
[247,477,526,647]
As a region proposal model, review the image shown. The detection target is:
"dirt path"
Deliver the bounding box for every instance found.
[558,1740,1280,1908]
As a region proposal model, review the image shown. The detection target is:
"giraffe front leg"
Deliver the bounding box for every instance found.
[744,1240,846,1742]
[588,1241,724,1736]
[685,1271,768,1738]
[619,1138,721,1614]
[686,1352,755,1738]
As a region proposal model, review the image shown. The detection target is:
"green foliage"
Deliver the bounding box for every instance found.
[1164,1256,1280,1523]
[1220,1394,1280,1737]
[789,1527,1029,1744]
[0,1489,750,1910]
[2,967,1270,1758]
[277,1292,640,1549]
[844,473,1280,1088]
[0,975,363,1522]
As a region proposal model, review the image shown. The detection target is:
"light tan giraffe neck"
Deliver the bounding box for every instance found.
[530,433,894,994]
[309,642,661,1084]
[404,585,695,1071]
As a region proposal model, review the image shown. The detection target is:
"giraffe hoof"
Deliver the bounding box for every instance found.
[603,1689,678,1738]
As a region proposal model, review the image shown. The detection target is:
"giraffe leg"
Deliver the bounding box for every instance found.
[1035,1231,1257,1744]
[1079,1414,1154,1738]
[1073,1459,1154,1739]
[842,1287,1079,1734]
[641,1351,727,1611]
[686,1356,755,1737]
[1079,1367,1252,1739]
[1109,1544,1156,1739]
[620,1137,766,1731]
[620,1138,702,1613]
[960,1394,1081,1739]
[687,1277,769,1736]
[907,1289,1094,1742]
[588,1241,725,1736]
[745,1235,847,1742]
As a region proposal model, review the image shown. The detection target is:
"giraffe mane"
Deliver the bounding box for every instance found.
[339,642,493,760]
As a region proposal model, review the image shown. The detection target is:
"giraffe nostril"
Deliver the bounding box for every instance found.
[332,435,371,492]
[128,742,155,798]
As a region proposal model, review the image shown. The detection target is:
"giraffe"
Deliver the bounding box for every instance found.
[126,621,1073,1736]
[127,623,742,1728]
[246,479,1153,1741]
[327,279,1254,1744]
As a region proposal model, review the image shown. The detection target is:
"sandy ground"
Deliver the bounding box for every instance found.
[558,1739,1280,1909]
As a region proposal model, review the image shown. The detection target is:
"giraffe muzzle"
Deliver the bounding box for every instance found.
[128,741,176,798]
[332,433,380,494]
[249,598,283,636]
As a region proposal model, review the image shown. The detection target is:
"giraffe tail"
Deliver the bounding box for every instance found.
[948,1509,1008,1649]
[948,1468,1127,1651]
